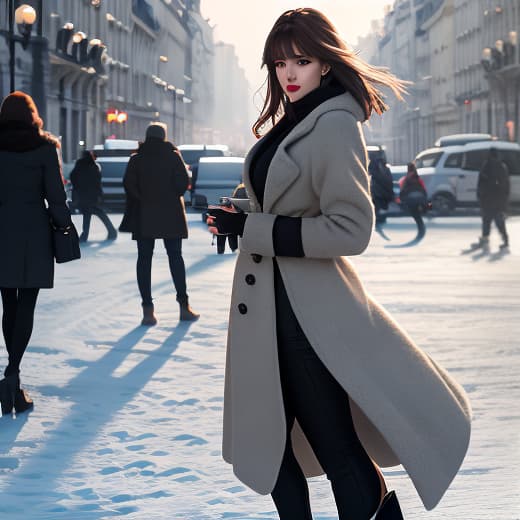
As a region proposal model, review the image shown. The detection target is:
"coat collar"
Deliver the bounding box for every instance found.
[244,92,365,213]
[0,121,60,152]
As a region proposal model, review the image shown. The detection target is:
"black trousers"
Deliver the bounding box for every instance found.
[0,288,39,377]
[271,263,381,520]
[79,205,117,241]
[136,238,187,306]
[216,234,238,254]
[482,210,508,243]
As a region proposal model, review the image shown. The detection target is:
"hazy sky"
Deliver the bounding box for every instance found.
[200,1,392,91]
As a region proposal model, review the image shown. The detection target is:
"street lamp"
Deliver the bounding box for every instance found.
[8,2,38,92]
[15,4,36,48]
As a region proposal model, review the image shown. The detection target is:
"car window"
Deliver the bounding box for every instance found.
[444,153,462,168]
[197,161,243,181]
[415,152,442,168]
[462,149,489,171]
[98,161,128,178]
[499,150,520,176]
[180,149,224,164]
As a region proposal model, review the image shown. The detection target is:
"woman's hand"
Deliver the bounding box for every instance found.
[206,205,247,236]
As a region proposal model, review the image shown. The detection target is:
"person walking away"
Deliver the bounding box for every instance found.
[470,147,510,252]
[207,9,470,519]
[399,162,428,241]
[0,91,73,415]
[70,150,117,242]
[368,157,394,225]
[120,122,199,325]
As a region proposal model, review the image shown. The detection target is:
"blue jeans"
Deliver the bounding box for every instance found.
[136,238,187,306]
[79,205,117,241]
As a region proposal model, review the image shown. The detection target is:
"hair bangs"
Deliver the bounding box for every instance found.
[264,25,323,66]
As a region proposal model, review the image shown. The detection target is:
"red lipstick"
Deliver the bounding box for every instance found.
[287,85,300,92]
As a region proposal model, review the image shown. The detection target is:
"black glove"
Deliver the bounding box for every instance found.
[206,207,247,236]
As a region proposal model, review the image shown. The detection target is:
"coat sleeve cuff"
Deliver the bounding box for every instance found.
[239,213,276,257]
[273,216,304,257]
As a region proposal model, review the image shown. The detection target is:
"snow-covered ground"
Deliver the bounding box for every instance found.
[0,212,518,520]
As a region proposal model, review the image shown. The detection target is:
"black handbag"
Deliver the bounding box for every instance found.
[51,222,81,263]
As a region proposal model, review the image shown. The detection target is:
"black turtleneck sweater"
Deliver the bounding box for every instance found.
[249,83,344,256]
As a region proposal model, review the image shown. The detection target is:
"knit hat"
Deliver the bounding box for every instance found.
[0,91,43,128]
[145,122,167,141]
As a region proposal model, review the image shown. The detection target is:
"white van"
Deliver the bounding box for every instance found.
[415,141,520,213]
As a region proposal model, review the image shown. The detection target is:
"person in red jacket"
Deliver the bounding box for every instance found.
[399,162,428,240]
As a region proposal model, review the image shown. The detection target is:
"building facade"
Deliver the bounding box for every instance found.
[212,41,252,155]
[0,0,216,162]
[358,0,520,164]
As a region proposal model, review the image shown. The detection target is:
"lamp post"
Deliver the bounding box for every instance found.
[8,2,37,93]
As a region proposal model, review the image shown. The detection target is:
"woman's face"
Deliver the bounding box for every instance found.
[274,47,328,102]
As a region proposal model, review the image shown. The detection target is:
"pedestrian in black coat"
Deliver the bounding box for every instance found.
[368,157,394,225]
[121,123,199,325]
[0,91,72,415]
[70,150,117,242]
[472,147,510,251]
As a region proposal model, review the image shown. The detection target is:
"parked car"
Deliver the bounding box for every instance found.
[366,144,388,165]
[415,140,520,214]
[79,139,191,211]
[433,133,494,147]
[178,144,232,193]
[191,157,245,212]
[95,155,131,210]
[389,164,407,198]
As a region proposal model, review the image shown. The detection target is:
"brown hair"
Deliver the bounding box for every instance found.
[0,91,43,129]
[0,91,60,148]
[253,8,407,137]
[407,162,419,178]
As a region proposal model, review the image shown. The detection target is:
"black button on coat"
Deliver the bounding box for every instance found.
[245,274,256,285]
[0,122,72,288]
[121,138,189,239]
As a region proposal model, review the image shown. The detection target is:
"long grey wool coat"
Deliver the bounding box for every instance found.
[222,92,472,510]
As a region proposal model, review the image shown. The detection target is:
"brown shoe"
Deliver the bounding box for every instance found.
[141,304,157,326]
[178,296,199,322]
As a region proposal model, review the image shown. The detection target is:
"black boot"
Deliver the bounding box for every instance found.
[371,491,404,519]
[0,374,33,416]
[177,296,200,322]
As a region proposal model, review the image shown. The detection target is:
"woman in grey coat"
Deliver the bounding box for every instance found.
[208,9,471,519]
[0,91,72,415]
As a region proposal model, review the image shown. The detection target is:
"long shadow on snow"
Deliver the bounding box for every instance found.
[145,252,236,298]
[0,323,193,514]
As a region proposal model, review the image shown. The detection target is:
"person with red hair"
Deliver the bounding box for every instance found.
[0,91,72,415]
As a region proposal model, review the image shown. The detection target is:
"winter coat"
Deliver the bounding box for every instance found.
[121,138,189,239]
[70,157,103,206]
[477,157,510,212]
[369,159,394,209]
[399,174,428,213]
[0,121,72,288]
[222,92,471,510]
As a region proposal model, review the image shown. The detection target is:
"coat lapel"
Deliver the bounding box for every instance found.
[263,136,302,214]
[243,137,264,213]
[245,92,366,214]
